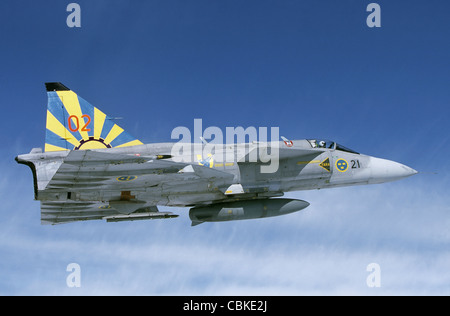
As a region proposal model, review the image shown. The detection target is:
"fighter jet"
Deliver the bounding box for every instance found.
[15,83,418,225]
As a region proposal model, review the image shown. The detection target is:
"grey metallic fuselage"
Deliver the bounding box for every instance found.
[17,139,417,209]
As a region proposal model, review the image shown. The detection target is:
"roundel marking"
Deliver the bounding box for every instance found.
[335,159,348,172]
[116,175,137,182]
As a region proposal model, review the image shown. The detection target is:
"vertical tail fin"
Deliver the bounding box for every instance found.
[44,82,143,152]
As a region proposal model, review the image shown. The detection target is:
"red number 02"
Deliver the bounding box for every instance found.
[68,114,91,132]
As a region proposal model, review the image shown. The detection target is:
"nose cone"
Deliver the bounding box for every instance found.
[369,157,418,184]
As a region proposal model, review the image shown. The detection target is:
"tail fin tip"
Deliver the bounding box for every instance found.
[45,82,70,92]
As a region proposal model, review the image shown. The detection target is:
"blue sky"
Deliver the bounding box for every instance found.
[1,1,449,295]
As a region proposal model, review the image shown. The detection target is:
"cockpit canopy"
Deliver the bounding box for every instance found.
[307,139,359,155]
